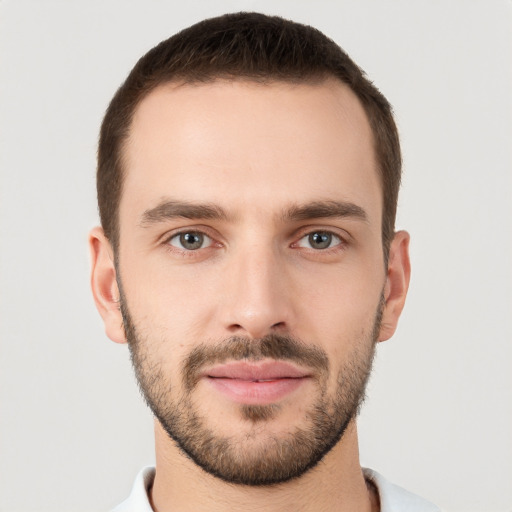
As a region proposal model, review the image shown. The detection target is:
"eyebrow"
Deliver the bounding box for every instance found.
[282,200,368,223]
[140,199,231,227]
[139,198,368,227]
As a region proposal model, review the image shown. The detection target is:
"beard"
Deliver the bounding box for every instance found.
[120,293,381,487]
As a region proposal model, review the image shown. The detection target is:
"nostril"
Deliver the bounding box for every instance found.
[227,321,287,337]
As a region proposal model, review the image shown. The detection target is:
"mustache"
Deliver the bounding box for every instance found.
[182,334,329,391]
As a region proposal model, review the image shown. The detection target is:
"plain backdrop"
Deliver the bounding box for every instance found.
[1,1,511,511]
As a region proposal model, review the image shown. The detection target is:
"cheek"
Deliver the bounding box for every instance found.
[121,256,219,342]
[290,272,382,394]
[120,237,385,351]
[291,257,384,336]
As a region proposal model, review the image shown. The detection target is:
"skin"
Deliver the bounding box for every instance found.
[90,78,410,512]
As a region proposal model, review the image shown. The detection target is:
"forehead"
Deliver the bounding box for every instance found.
[121,79,381,226]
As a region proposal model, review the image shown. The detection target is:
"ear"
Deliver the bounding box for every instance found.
[89,227,126,344]
[378,230,411,342]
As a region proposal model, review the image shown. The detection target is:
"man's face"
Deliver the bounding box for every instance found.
[113,79,391,484]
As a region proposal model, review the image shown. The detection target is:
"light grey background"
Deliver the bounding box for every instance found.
[1,1,511,511]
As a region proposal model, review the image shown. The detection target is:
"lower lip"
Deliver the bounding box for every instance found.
[205,377,307,405]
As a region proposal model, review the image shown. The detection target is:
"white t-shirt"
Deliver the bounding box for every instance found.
[112,466,441,512]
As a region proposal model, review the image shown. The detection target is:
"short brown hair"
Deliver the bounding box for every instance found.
[97,12,401,256]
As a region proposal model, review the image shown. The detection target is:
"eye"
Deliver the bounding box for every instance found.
[296,231,342,250]
[168,231,212,250]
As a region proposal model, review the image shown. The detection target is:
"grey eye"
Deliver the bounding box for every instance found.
[309,232,332,249]
[297,231,341,250]
[169,232,211,250]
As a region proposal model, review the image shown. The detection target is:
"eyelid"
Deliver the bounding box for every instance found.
[159,224,217,240]
[157,224,350,253]
[294,231,343,249]
[168,231,213,249]
[291,225,351,243]
[160,225,224,249]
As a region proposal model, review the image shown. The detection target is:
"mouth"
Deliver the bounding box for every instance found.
[202,360,312,405]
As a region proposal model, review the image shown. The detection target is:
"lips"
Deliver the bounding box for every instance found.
[203,361,311,405]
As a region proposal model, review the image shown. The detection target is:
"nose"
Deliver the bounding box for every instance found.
[219,244,293,339]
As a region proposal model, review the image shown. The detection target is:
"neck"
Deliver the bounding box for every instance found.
[150,419,378,512]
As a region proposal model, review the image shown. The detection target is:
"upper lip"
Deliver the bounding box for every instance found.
[204,360,311,381]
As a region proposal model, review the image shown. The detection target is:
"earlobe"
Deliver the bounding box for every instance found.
[88,227,126,344]
[378,230,411,342]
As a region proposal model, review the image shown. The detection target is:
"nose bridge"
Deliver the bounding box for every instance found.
[222,237,290,338]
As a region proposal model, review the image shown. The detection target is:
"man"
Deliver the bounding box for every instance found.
[89,12,439,512]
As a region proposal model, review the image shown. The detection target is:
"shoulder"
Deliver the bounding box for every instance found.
[363,468,442,512]
[111,466,156,512]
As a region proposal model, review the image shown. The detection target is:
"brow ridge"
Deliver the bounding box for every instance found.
[282,200,368,222]
[139,198,368,227]
[140,199,230,226]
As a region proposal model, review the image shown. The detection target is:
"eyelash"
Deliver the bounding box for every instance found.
[161,227,349,256]
[162,228,221,257]
[292,231,345,251]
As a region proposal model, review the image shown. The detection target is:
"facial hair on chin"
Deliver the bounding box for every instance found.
[120,290,382,486]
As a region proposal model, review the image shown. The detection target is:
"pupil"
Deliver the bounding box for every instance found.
[180,232,203,250]
[309,232,331,249]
